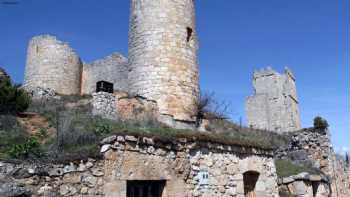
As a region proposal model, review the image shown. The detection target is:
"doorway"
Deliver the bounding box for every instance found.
[243,171,260,197]
[127,180,166,197]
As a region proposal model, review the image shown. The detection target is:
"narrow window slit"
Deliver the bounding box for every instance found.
[187,27,193,42]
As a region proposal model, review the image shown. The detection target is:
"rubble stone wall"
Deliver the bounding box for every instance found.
[0,135,279,197]
[24,35,83,95]
[128,0,200,122]
[277,128,350,197]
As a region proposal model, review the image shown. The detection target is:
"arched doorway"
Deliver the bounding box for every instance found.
[243,171,260,197]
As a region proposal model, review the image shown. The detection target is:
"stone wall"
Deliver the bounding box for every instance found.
[102,135,279,197]
[0,135,279,197]
[81,53,128,95]
[92,92,117,120]
[246,67,301,133]
[24,35,83,95]
[278,172,331,197]
[277,128,350,197]
[128,0,200,122]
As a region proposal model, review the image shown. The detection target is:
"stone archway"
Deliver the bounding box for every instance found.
[243,171,260,197]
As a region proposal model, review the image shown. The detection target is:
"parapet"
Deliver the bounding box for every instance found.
[23,35,83,95]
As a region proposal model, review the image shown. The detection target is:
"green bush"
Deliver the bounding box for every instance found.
[93,119,113,136]
[7,137,41,158]
[313,116,329,130]
[0,71,31,114]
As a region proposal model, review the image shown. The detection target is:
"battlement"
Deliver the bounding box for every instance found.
[246,67,301,132]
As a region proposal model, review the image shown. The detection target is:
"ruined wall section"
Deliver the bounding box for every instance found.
[81,53,128,95]
[24,35,83,95]
[246,67,301,132]
[128,0,200,122]
[276,129,350,197]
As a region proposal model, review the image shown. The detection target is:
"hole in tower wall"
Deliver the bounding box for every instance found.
[186,27,193,42]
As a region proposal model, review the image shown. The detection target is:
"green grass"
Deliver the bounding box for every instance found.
[275,159,321,178]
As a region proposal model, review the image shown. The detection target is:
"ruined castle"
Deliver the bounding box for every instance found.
[10,1,350,196]
[24,0,199,128]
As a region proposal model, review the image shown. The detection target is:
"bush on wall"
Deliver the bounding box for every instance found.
[313,116,329,130]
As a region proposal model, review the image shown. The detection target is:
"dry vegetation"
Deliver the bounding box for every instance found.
[0,93,290,163]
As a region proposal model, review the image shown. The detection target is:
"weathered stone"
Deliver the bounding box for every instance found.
[246,67,301,132]
[23,35,82,95]
[101,135,117,145]
[100,144,111,153]
[48,168,64,177]
[0,182,32,197]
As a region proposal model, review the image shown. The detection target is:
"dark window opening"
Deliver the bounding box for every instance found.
[186,27,193,42]
[243,171,260,197]
[127,180,166,197]
[96,81,114,93]
[36,46,39,53]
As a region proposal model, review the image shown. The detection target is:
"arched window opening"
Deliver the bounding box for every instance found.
[243,171,260,197]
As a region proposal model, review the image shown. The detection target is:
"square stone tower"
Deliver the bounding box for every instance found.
[128,0,199,123]
[246,67,301,132]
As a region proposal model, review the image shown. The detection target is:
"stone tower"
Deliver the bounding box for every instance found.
[24,35,83,95]
[128,0,199,122]
[246,67,301,132]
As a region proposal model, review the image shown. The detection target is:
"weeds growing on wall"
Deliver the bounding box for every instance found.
[275,159,321,178]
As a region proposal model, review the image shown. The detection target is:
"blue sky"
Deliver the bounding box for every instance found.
[0,0,349,152]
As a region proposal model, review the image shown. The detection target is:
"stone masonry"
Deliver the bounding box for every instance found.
[246,67,301,133]
[24,35,83,95]
[276,128,350,197]
[128,0,200,122]
[81,53,128,95]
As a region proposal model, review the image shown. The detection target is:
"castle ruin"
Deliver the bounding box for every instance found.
[246,67,301,132]
[23,0,199,128]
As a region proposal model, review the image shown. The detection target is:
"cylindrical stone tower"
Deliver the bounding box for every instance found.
[24,35,82,95]
[128,0,199,122]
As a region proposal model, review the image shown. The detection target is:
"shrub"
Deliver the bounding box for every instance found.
[194,91,231,126]
[313,116,329,130]
[93,119,113,136]
[7,137,41,158]
[0,70,31,114]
